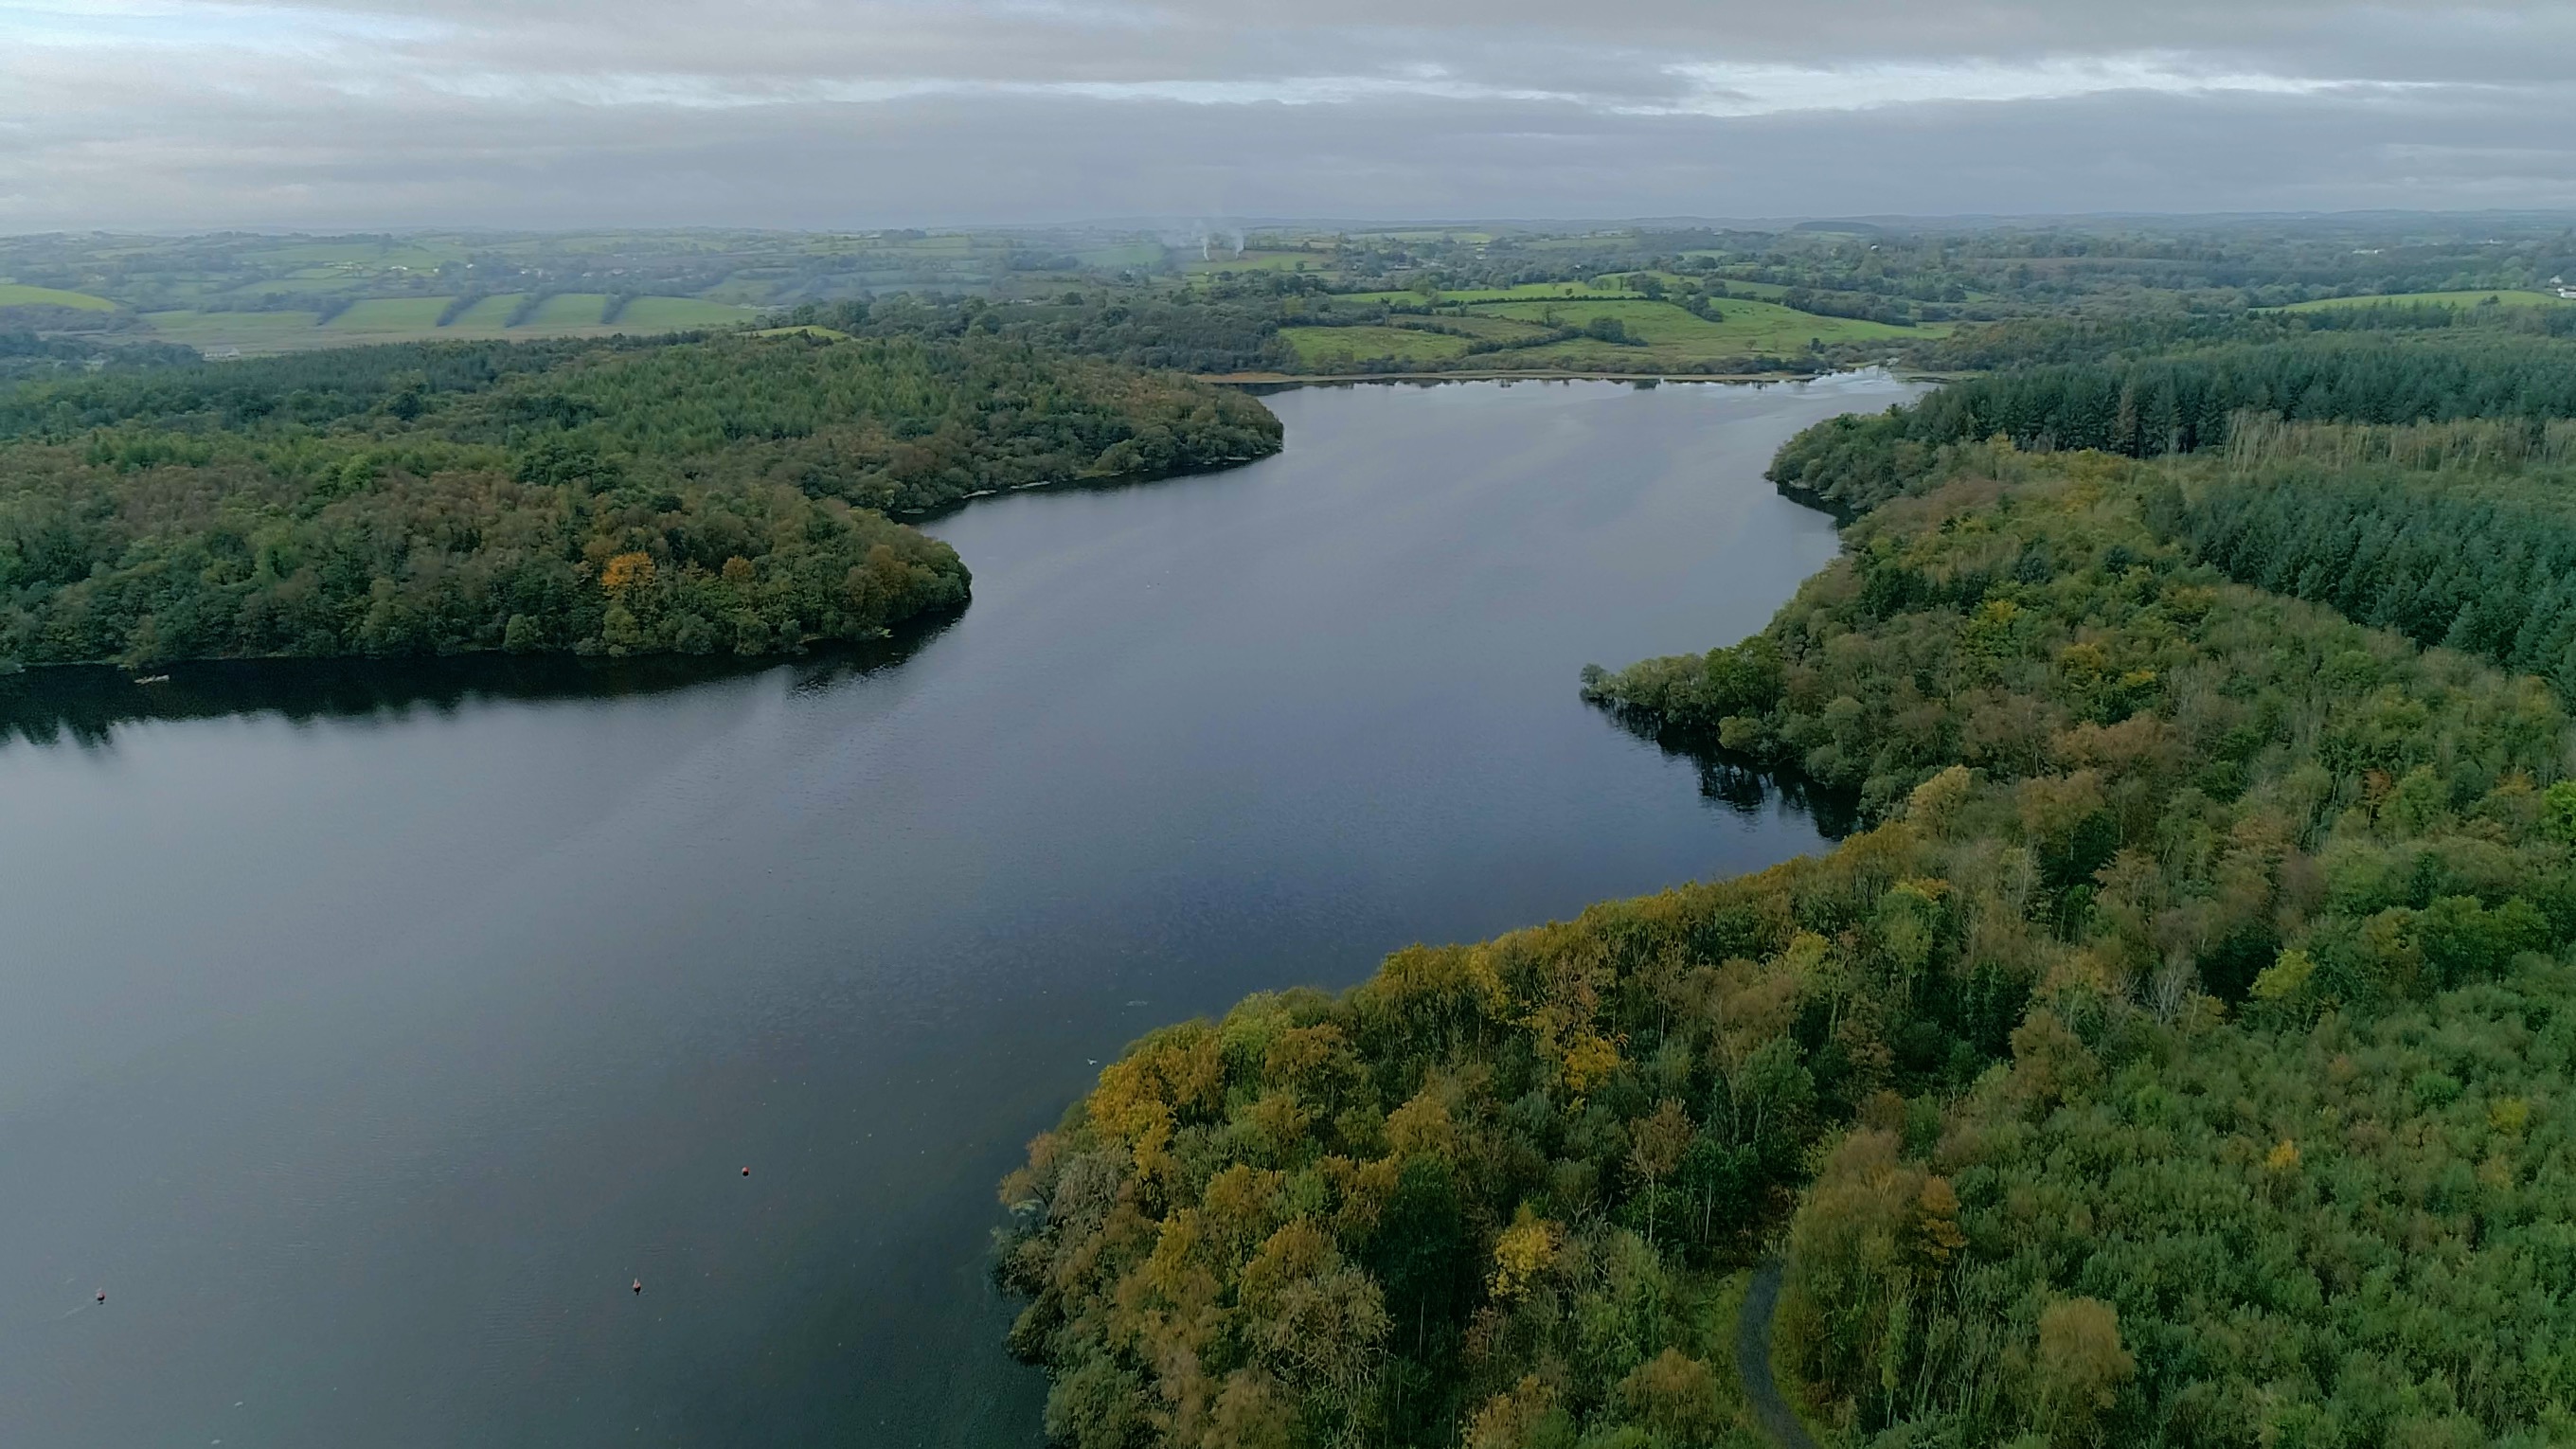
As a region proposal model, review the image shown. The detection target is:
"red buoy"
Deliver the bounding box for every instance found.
[632,1279,642,1295]
[96,1289,105,1304]
[741,1167,750,1177]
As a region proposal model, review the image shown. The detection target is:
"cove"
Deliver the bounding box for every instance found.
[0,373,1918,1446]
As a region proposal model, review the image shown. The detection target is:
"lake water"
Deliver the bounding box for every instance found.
[0,373,1915,1447]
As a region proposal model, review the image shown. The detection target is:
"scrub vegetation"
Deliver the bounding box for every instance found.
[1004,295,2576,1446]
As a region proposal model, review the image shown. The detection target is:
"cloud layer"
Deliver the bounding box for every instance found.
[5,0,2572,228]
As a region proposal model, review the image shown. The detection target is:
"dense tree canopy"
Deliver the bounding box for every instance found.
[0,332,1279,665]
[1770,331,2576,516]
[1016,325,2576,1448]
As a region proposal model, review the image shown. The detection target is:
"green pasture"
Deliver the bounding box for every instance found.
[1420,313,1555,343]
[1477,296,1934,352]
[138,311,325,347]
[697,276,786,304]
[1076,243,1166,270]
[1329,282,1635,307]
[1186,251,1330,274]
[326,298,452,331]
[531,294,611,326]
[133,289,756,352]
[0,283,116,312]
[616,296,758,329]
[220,277,363,295]
[240,241,462,271]
[445,295,526,329]
[2276,289,2571,312]
[1280,295,1936,372]
[1279,326,1472,367]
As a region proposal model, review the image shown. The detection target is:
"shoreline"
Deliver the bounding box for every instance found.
[1201,367,1824,385]
[1202,365,1951,388]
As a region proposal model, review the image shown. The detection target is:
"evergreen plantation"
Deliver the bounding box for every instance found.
[0,332,1280,665]
[1007,313,2576,1448]
[1767,323,2576,518]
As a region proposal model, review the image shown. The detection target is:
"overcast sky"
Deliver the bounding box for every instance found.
[4,1,2572,231]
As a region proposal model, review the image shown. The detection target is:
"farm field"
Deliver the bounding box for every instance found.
[2276,288,2572,311]
[1330,281,1636,306]
[1183,249,1335,275]
[1416,313,1554,342]
[531,293,612,326]
[1273,293,1941,373]
[325,297,452,331]
[447,294,526,328]
[125,295,763,353]
[137,310,327,346]
[1477,295,1933,351]
[0,283,119,311]
[617,296,760,328]
[238,241,463,271]
[1279,325,1472,367]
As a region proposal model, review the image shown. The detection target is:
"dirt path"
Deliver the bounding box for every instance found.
[1736,1260,1821,1449]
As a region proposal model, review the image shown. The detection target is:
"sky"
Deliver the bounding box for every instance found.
[3,0,2572,230]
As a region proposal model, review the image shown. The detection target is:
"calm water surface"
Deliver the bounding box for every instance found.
[0,374,1916,1446]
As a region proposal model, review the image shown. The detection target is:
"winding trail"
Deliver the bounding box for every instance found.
[1737,1260,1821,1449]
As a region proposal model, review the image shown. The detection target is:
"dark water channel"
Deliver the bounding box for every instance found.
[0,374,1917,1446]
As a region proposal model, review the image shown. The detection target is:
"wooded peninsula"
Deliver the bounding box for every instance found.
[0,333,1280,665]
[998,282,2576,1448]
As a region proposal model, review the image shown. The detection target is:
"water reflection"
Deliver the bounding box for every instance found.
[1586,702,1864,840]
[0,609,959,749]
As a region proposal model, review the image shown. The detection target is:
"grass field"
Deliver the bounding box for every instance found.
[446,295,525,328]
[1420,313,1557,343]
[326,298,452,331]
[219,277,370,296]
[133,290,760,353]
[1275,295,1936,373]
[2277,289,2572,311]
[1331,282,1635,306]
[531,294,611,326]
[1186,250,1333,275]
[0,283,116,312]
[238,242,463,271]
[1279,326,1473,367]
[1476,296,1936,352]
[1076,243,1166,270]
[138,311,325,346]
[617,296,759,329]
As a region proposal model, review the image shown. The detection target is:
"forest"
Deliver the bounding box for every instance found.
[0,332,1279,665]
[1005,313,2576,1446]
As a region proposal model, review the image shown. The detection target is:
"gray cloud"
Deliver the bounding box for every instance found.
[2,0,2570,228]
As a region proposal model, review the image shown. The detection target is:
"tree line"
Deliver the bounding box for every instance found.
[1771,327,2576,516]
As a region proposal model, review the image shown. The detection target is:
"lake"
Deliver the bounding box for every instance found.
[0,373,1916,1446]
